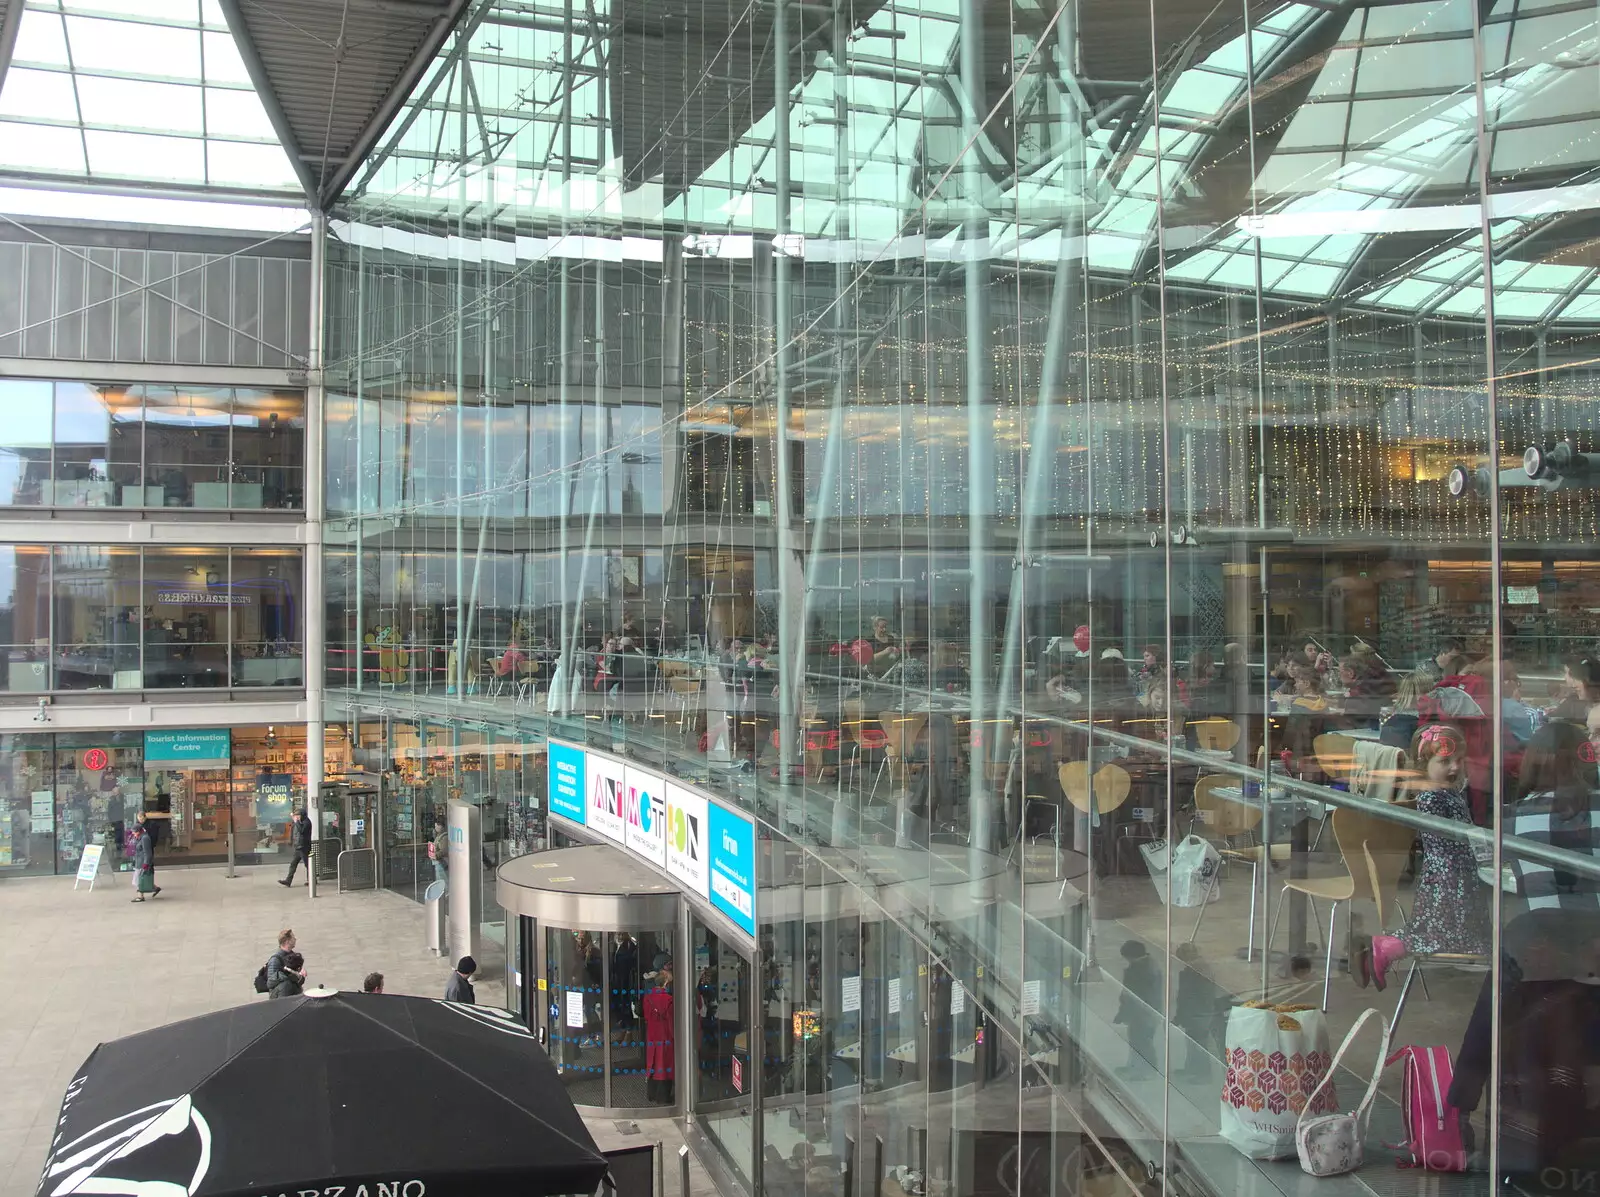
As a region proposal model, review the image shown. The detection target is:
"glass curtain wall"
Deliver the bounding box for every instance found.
[325,0,1600,1194]
[3,545,305,692]
[0,380,305,510]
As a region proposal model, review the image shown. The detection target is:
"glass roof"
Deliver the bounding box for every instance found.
[0,0,303,195]
[338,0,1600,325]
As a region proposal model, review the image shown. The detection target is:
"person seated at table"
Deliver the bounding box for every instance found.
[1379,666,1437,749]
[1338,653,1394,726]
[1271,649,1301,698]
[1182,647,1216,714]
[867,616,900,674]
[1546,654,1600,724]
[1302,640,1334,674]
[1287,662,1329,712]
[493,636,526,680]
[1136,644,1165,698]
[1136,679,1186,742]
[1493,660,1541,746]
[931,641,968,691]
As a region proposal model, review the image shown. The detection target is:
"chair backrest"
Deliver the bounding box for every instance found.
[1190,718,1242,751]
[1330,805,1417,907]
[1060,762,1132,814]
[878,712,927,760]
[1193,773,1261,838]
[1313,732,1357,782]
[1095,763,1132,812]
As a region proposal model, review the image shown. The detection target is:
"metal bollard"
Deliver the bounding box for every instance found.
[654,1142,663,1197]
[678,1145,691,1197]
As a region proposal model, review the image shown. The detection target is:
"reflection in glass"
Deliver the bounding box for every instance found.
[321,0,1600,1192]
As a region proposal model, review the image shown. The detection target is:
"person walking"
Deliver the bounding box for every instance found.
[269,951,307,998]
[130,813,159,903]
[444,956,477,1004]
[278,808,313,887]
[362,972,385,994]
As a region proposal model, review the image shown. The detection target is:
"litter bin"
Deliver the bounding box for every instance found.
[424,879,447,956]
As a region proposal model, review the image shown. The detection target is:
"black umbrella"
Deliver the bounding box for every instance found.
[37,991,609,1197]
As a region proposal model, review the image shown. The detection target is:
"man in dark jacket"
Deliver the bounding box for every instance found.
[279,809,313,887]
[444,956,477,1004]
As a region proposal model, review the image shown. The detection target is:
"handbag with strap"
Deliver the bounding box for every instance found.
[1296,1008,1391,1177]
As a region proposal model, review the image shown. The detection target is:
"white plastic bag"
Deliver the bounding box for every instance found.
[1221,1004,1336,1160]
[1143,835,1221,906]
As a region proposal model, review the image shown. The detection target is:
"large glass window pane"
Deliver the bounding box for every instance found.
[0,545,51,695]
[229,389,305,509]
[54,732,142,877]
[0,734,54,876]
[142,549,229,689]
[52,545,140,691]
[52,384,140,506]
[229,547,304,688]
[0,379,52,506]
[143,387,231,508]
[545,926,608,1106]
[690,919,752,1188]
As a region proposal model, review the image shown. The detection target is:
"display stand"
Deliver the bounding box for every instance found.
[74,843,105,891]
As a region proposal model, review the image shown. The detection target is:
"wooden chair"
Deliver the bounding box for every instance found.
[874,712,927,801]
[1189,718,1242,752]
[1059,761,1132,816]
[842,699,889,782]
[1187,774,1292,959]
[1265,805,1417,1010]
[665,673,703,739]
[1313,732,1357,783]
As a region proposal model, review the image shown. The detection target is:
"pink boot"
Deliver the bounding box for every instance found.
[1369,934,1406,991]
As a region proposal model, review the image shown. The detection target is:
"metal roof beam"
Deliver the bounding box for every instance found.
[217,0,319,205]
[319,0,476,209]
[0,0,24,98]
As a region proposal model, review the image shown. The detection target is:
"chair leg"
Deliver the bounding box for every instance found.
[1245,860,1261,963]
[1321,900,1342,1013]
[1189,891,1209,943]
[1265,883,1291,966]
[1309,811,1329,852]
[1391,959,1422,1034]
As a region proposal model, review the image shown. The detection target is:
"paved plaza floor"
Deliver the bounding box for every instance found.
[0,863,713,1197]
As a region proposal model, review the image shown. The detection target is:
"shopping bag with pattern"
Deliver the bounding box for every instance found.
[1220,1001,1338,1159]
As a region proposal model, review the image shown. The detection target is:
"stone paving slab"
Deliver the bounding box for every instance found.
[0,865,717,1197]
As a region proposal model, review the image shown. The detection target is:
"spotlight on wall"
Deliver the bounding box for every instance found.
[1447,462,1547,498]
[264,725,278,749]
[1524,441,1600,489]
[33,696,51,724]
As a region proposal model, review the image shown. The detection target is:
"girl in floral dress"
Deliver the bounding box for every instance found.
[1359,724,1491,989]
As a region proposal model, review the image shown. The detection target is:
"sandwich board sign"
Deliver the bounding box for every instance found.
[75,844,105,891]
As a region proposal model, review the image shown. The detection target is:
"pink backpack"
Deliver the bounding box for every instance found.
[1385,1046,1467,1172]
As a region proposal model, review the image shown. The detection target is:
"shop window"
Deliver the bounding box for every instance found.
[52,545,141,691]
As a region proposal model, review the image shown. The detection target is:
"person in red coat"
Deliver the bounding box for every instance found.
[643,963,675,1104]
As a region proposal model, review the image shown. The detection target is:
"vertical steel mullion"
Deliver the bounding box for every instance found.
[1469,5,1507,1192]
[1146,0,1178,1186]
[601,928,612,1106]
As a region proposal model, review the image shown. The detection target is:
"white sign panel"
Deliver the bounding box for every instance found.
[623,766,667,867]
[887,977,902,1015]
[565,989,586,1029]
[74,844,104,888]
[664,783,709,897]
[950,982,965,1015]
[841,975,861,1013]
[586,753,626,844]
[1021,979,1042,1017]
